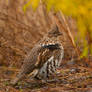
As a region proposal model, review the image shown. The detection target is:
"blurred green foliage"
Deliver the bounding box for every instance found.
[24,0,92,57]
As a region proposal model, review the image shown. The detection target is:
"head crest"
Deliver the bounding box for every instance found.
[48,25,62,37]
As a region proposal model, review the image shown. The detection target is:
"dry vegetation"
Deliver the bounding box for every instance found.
[0,0,92,92]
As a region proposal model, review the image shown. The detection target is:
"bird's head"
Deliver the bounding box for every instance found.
[48,25,62,38]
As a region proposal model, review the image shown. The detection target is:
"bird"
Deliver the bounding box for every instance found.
[10,25,64,85]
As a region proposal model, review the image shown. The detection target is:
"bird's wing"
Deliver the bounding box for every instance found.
[10,45,42,85]
[35,43,61,69]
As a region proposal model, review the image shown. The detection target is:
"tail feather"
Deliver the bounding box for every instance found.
[10,72,26,85]
[10,64,36,85]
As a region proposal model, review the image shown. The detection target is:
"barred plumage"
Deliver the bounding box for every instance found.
[11,25,64,85]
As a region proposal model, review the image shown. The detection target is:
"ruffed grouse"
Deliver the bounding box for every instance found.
[11,25,64,85]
